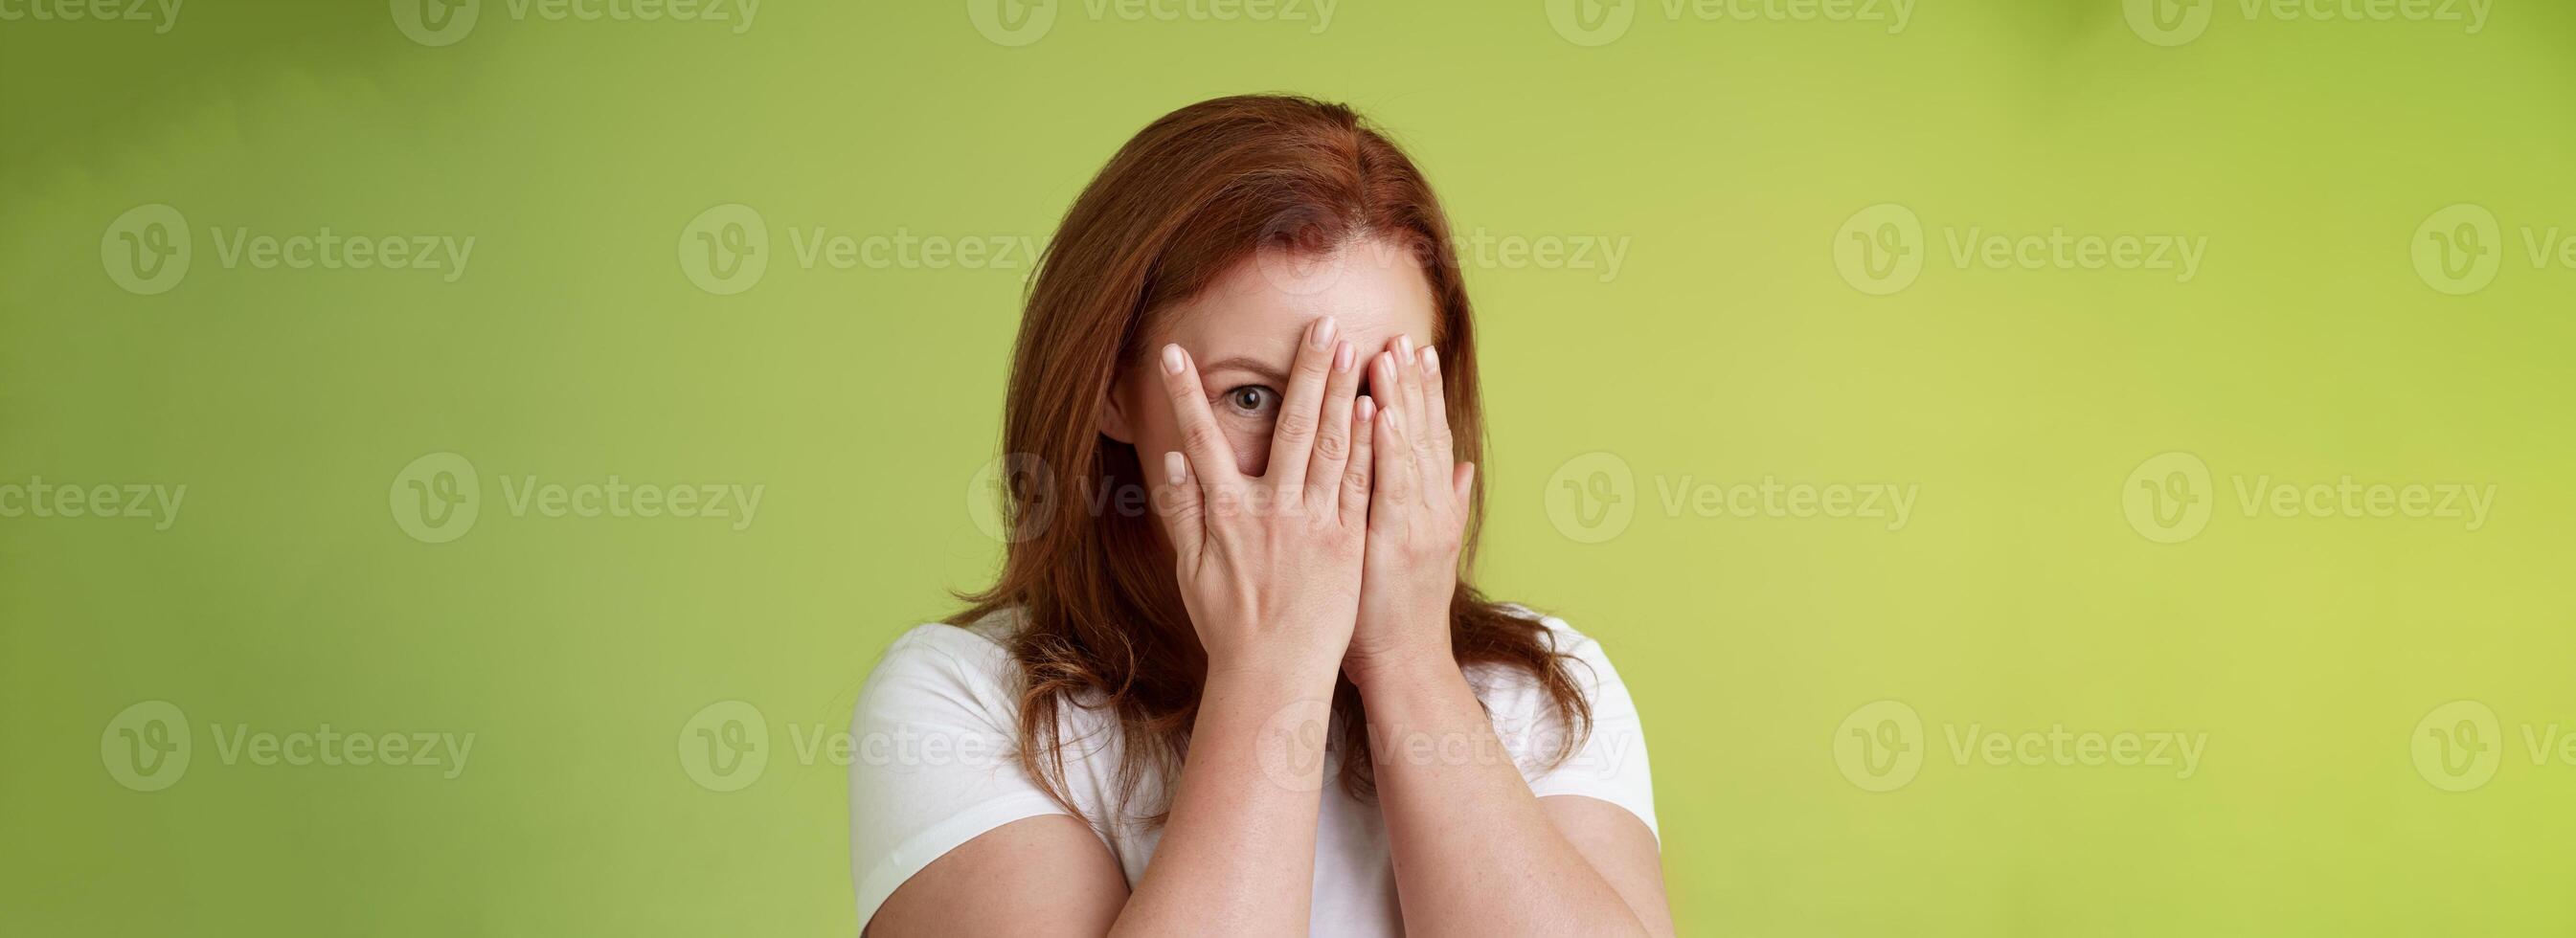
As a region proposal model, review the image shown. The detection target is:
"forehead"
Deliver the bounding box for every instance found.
[1153,237,1438,356]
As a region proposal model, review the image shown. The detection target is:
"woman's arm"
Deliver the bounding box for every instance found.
[1112,663,1340,935]
[866,662,1340,938]
[1352,658,1673,936]
[1114,324,1378,934]
[1344,339,1673,935]
[869,815,1127,936]
[870,662,1342,938]
[875,321,1375,935]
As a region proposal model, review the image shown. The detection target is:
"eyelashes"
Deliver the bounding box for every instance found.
[1219,385,1280,418]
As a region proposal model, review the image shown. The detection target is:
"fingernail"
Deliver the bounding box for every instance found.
[1312,316,1338,350]
[1356,396,1375,423]
[1421,346,1438,375]
[1398,335,1415,362]
[1333,341,1354,372]
[1162,344,1185,374]
[1164,450,1187,485]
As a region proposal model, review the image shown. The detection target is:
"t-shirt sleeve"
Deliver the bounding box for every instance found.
[1490,616,1660,840]
[848,624,1076,927]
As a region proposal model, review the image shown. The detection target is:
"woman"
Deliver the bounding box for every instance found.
[851,95,1668,936]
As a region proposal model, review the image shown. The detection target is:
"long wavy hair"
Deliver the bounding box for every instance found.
[954,94,1589,826]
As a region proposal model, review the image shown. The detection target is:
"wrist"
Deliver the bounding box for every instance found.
[1206,646,1344,695]
[1344,643,1460,697]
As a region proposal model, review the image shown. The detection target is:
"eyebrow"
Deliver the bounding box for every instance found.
[1195,355,1290,388]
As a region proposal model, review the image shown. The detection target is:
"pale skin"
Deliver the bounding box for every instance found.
[867,237,1672,937]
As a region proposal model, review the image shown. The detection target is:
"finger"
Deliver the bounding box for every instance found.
[1158,344,1244,502]
[1396,338,1442,487]
[1264,316,1340,493]
[1369,395,1415,524]
[1342,395,1376,524]
[1156,449,1205,561]
[1376,346,1433,499]
[1304,339,1361,508]
[1419,345,1457,475]
[1453,461,1475,506]
[1394,335,1430,450]
[1370,346,1409,438]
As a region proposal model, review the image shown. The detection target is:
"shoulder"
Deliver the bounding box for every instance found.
[1467,604,1619,692]
[1461,604,1634,734]
[855,611,1026,731]
[1471,605,1659,835]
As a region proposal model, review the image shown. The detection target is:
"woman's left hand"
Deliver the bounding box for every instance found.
[1346,336,1475,685]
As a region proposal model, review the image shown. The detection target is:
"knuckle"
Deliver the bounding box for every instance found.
[1275,410,1317,443]
[1181,423,1223,453]
[1312,430,1348,461]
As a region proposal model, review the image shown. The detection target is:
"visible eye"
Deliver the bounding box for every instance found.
[1219,385,1280,418]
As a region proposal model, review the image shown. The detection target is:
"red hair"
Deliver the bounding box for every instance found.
[956,94,1588,824]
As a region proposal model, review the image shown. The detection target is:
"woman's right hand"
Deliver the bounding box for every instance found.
[1151,316,1375,681]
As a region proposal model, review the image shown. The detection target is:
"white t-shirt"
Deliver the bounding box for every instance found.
[847,608,1656,936]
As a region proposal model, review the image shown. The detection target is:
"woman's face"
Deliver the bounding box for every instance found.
[1105,236,1439,483]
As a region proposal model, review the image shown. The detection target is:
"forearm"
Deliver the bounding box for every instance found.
[1111,662,1335,937]
[1357,656,1648,937]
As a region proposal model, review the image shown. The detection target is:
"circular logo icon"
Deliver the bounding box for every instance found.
[1833,699,1923,793]
[391,451,481,545]
[2410,700,2501,793]
[1545,0,1635,47]
[678,203,770,296]
[1544,451,1635,545]
[966,0,1057,47]
[679,700,770,792]
[966,452,1056,544]
[2123,0,2210,47]
[2121,451,2213,544]
[2410,203,2501,297]
[101,204,192,296]
[1833,203,1923,296]
[1254,699,1333,792]
[391,0,480,47]
[1246,205,1366,300]
[102,700,192,793]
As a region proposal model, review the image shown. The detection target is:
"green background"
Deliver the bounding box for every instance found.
[5,0,2572,934]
